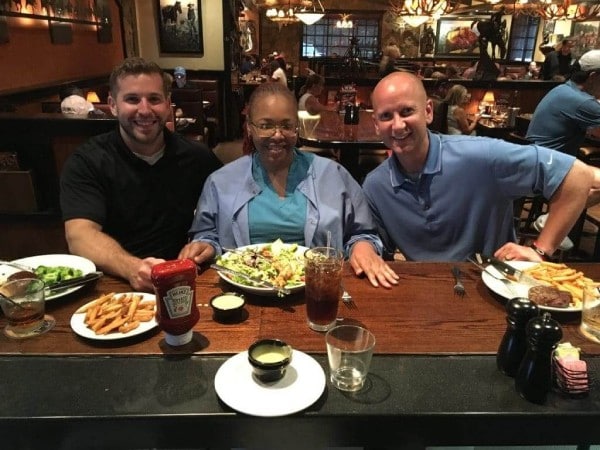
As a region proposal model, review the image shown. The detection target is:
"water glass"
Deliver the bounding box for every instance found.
[580,285,600,344]
[326,325,376,392]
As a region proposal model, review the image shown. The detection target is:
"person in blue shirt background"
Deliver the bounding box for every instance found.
[527,49,600,157]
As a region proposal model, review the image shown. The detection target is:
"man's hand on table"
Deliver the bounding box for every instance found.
[494,242,545,262]
[349,241,399,288]
[128,257,165,292]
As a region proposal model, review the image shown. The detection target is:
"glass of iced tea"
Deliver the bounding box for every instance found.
[304,247,343,332]
[0,278,54,339]
[581,285,600,344]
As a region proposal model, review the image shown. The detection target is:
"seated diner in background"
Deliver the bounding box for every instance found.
[179,83,399,288]
[443,84,480,136]
[527,49,600,158]
[541,37,575,81]
[298,74,338,115]
[60,57,222,291]
[363,71,594,262]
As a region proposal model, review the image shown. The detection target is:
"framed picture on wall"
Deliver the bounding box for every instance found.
[156,0,204,55]
[435,17,482,57]
[570,21,600,60]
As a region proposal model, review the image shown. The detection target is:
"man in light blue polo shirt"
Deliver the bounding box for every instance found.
[363,71,594,262]
[527,49,600,157]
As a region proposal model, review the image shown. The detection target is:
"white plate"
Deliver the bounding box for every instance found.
[0,254,96,301]
[70,292,157,340]
[481,261,581,312]
[217,244,307,296]
[214,350,325,417]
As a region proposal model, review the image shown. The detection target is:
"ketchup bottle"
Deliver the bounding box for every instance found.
[151,259,199,346]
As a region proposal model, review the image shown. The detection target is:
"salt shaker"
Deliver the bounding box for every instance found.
[497,297,539,377]
[515,312,562,404]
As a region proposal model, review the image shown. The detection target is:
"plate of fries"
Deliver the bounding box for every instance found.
[70,292,157,340]
[482,261,599,312]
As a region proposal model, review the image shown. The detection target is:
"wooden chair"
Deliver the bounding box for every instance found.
[176,101,210,145]
[506,132,547,241]
[428,98,448,134]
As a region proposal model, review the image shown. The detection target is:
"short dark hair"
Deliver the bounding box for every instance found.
[109,57,171,98]
[247,82,296,122]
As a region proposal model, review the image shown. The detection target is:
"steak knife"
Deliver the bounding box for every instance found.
[475,253,541,286]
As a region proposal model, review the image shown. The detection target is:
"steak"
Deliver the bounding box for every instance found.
[528,285,572,308]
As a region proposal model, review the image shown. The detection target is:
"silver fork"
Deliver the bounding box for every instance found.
[451,266,466,297]
[342,286,357,309]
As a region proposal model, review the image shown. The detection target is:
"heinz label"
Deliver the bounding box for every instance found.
[162,285,194,319]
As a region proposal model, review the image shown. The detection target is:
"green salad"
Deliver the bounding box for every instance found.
[217,239,305,289]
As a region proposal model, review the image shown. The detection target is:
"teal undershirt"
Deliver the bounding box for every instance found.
[248,150,314,245]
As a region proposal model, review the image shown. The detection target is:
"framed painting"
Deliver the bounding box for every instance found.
[435,17,482,57]
[571,21,600,60]
[156,0,203,55]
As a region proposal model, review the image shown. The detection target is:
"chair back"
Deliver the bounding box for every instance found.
[428,98,448,134]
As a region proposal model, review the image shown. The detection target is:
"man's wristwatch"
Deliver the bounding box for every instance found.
[530,241,550,260]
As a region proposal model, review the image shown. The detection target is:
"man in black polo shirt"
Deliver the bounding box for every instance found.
[60,57,222,291]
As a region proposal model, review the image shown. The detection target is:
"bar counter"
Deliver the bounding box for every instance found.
[1,262,599,449]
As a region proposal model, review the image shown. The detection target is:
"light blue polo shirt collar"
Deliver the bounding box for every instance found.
[389,130,442,187]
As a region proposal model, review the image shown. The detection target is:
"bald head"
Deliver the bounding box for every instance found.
[372,72,428,110]
[370,71,433,170]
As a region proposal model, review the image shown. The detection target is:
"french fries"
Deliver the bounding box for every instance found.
[75,292,156,335]
[523,261,599,307]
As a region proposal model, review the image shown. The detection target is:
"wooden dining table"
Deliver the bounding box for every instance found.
[297,109,387,179]
[1,261,599,449]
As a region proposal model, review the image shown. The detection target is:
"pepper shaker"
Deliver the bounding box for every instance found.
[344,104,353,125]
[497,297,539,377]
[352,105,360,125]
[515,312,562,404]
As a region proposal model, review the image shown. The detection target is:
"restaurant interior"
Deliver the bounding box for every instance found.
[1,0,600,261]
[1,1,600,448]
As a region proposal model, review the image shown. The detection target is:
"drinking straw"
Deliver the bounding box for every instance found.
[326,230,331,257]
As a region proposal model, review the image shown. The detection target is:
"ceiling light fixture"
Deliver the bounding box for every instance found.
[294,0,325,25]
[265,1,299,26]
[389,0,457,28]
[335,14,353,28]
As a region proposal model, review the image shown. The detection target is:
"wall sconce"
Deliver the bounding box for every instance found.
[86,91,101,103]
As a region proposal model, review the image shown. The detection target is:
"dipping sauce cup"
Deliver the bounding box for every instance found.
[210,292,245,322]
[304,247,343,332]
[248,338,293,382]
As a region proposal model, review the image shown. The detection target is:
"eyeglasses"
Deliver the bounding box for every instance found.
[250,121,298,137]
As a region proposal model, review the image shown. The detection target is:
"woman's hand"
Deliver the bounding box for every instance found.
[178,241,216,265]
[348,241,399,288]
